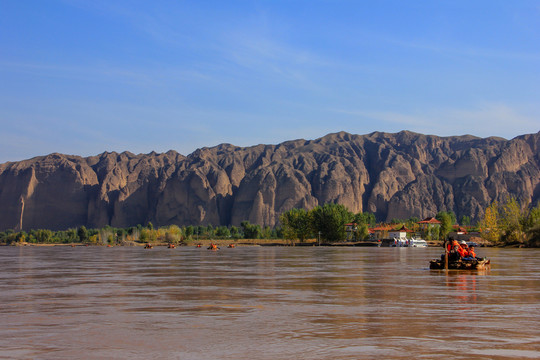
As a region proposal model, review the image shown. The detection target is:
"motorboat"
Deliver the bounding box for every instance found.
[390,237,427,247]
[409,238,428,247]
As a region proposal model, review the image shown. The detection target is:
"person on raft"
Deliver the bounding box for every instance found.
[446,240,470,261]
[462,245,480,261]
[458,240,469,256]
[447,240,462,261]
[448,240,482,261]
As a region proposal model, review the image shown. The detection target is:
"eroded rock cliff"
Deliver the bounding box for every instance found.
[0,131,538,230]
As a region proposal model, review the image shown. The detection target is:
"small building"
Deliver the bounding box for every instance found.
[388,225,413,239]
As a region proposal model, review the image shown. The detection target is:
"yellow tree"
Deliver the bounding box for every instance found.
[500,197,525,244]
[481,201,501,243]
[165,225,182,244]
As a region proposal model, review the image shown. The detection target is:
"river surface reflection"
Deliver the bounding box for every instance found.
[0,246,539,359]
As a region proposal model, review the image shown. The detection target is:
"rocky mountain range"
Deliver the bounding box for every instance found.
[0,130,539,231]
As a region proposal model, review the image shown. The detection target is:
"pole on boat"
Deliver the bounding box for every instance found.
[444,239,449,270]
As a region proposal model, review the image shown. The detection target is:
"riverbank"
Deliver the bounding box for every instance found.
[7,239,432,247]
[4,238,519,248]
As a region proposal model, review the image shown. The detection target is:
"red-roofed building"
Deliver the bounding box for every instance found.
[417,217,442,240]
[417,217,442,225]
[417,217,441,231]
[388,225,413,239]
[368,224,415,240]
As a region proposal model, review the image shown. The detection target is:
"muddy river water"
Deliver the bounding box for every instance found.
[1,246,538,359]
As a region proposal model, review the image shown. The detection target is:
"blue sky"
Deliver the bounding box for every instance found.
[1,0,539,163]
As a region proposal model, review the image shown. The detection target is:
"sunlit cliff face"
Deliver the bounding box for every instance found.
[0,131,538,231]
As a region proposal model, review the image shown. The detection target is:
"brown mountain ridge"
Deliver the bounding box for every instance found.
[0,130,539,231]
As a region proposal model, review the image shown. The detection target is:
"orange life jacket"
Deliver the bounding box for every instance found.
[456,245,467,257]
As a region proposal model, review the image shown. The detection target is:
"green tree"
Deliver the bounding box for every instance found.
[354,212,376,226]
[35,229,52,243]
[116,228,126,243]
[436,211,453,240]
[139,230,148,242]
[77,226,89,243]
[460,215,471,226]
[280,208,312,242]
[355,223,370,240]
[140,228,158,242]
[5,232,19,245]
[215,226,231,238]
[204,224,215,238]
[526,224,540,247]
[262,226,272,239]
[241,221,261,239]
[523,203,540,240]
[16,231,27,244]
[196,226,205,237]
[448,211,457,225]
[310,203,353,242]
[230,226,240,239]
[66,228,77,242]
[184,225,194,238]
[428,225,440,241]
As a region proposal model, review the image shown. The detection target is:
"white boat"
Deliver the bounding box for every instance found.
[408,238,428,247]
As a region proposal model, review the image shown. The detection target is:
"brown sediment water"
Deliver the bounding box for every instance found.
[0,246,538,359]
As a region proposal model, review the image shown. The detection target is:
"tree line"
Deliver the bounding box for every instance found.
[479,197,540,247]
[280,200,540,246]
[1,199,539,246]
[279,204,463,243]
[0,221,281,246]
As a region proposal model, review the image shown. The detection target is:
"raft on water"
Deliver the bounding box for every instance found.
[429,258,490,270]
